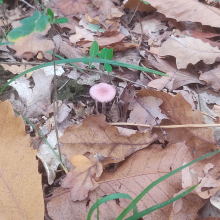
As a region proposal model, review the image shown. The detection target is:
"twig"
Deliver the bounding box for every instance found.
[19,0,36,10]
[109,122,220,128]
[128,0,141,24]
[51,28,62,164]
[137,12,143,50]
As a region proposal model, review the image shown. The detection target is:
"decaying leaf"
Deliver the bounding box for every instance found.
[37,130,73,185]
[160,36,220,69]
[128,96,168,131]
[0,100,44,219]
[1,63,33,76]
[148,72,175,91]
[60,114,158,165]
[146,0,220,28]
[144,55,203,89]
[48,142,217,220]
[199,65,220,91]
[69,26,94,43]
[9,33,54,60]
[61,155,103,201]
[137,88,218,156]
[9,70,53,117]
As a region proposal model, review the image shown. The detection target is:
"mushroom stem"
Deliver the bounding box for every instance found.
[102,102,106,114]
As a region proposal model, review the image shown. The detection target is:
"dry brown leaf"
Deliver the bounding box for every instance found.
[69,26,94,43]
[53,35,86,69]
[183,30,220,48]
[48,142,214,220]
[148,72,175,91]
[128,96,168,131]
[1,64,33,75]
[53,0,122,20]
[144,55,203,89]
[123,0,155,12]
[82,33,125,48]
[199,65,220,91]
[9,33,54,60]
[160,36,220,69]
[60,114,158,165]
[137,88,218,156]
[62,155,103,201]
[0,100,44,219]
[5,8,25,23]
[146,0,220,28]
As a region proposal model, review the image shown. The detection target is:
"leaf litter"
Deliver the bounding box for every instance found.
[1,0,220,219]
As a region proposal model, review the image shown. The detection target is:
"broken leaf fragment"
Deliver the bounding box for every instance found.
[61,155,103,201]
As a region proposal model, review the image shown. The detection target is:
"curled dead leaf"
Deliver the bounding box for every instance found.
[61,155,103,201]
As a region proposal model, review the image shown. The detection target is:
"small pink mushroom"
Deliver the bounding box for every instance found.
[89,83,116,113]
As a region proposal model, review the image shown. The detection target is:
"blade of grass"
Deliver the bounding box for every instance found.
[0,58,166,95]
[87,193,138,220]
[0,42,14,45]
[115,149,220,220]
[125,184,198,220]
[46,50,85,73]
[13,109,68,173]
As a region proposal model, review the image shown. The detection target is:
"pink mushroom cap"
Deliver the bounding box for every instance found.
[89,83,116,103]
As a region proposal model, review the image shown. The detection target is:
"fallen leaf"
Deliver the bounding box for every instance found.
[128,96,168,131]
[210,190,220,210]
[146,0,220,28]
[137,88,218,156]
[1,63,33,75]
[82,33,125,48]
[69,26,94,43]
[60,114,158,165]
[9,70,53,117]
[48,142,211,220]
[183,30,220,48]
[148,72,175,91]
[0,100,44,219]
[37,130,73,185]
[9,33,54,60]
[61,155,103,201]
[144,55,203,89]
[160,36,220,69]
[5,8,25,23]
[53,35,86,69]
[132,17,167,35]
[199,65,220,91]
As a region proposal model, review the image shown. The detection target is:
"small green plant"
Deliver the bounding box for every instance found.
[47,8,68,24]
[84,41,114,73]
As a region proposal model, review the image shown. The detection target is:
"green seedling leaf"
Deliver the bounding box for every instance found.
[0,0,3,4]
[88,23,105,32]
[89,40,99,58]
[98,48,113,60]
[47,8,54,20]
[55,17,69,24]
[8,11,50,42]
[104,63,112,73]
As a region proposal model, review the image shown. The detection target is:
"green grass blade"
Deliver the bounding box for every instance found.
[46,50,85,73]
[13,109,68,173]
[125,184,198,220]
[116,149,220,220]
[0,58,166,95]
[87,193,138,220]
[0,42,14,45]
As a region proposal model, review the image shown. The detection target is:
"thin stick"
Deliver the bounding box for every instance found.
[128,0,141,24]
[109,122,220,128]
[19,0,36,9]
